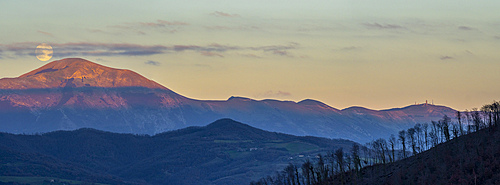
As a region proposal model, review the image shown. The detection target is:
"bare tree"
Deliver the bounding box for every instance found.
[481,104,493,128]
[414,124,423,152]
[422,123,429,150]
[361,144,369,167]
[407,128,417,156]
[285,163,299,185]
[315,154,327,184]
[456,111,464,136]
[451,123,459,139]
[464,109,472,134]
[398,130,407,158]
[326,151,336,178]
[388,134,396,162]
[346,155,352,172]
[472,108,482,131]
[351,143,361,173]
[441,115,451,142]
[335,148,345,185]
[493,101,500,126]
[430,121,440,146]
[301,160,312,185]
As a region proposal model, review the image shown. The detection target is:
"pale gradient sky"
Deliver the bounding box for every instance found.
[1,0,499,110]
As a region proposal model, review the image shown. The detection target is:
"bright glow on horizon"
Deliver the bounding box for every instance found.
[1,0,499,111]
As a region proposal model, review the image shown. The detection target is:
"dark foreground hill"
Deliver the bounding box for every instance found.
[0,119,356,185]
[343,124,500,185]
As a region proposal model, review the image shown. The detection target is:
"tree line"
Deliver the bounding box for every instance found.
[250,101,500,185]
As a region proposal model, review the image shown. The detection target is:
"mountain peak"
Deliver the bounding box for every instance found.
[227,96,255,102]
[206,118,247,128]
[297,99,339,111]
[19,58,108,79]
[202,118,276,140]
[0,58,167,90]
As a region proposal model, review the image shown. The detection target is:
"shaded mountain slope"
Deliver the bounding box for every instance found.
[346,124,500,185]
[0,119,356,185]
[0,145,128,185]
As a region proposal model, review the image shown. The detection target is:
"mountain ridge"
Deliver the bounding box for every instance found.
[0,58,457,143]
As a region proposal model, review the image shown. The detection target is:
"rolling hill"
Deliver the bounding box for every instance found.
[0,119,356,185]
[342,124,500,185]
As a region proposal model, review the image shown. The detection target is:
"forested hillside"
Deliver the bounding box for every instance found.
[251,101,500,185]
[0,119,356,185]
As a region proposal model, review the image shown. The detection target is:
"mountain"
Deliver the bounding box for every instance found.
[0,58,166,90]
[341,124,500,185]
[0,119,357,185]
[0,58,457,143]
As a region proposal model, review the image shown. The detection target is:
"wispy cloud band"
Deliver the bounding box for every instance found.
[363,23,405,29]
[0,42,299,58]
[211,11,240,17]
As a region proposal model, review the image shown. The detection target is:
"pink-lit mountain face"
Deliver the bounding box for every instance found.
[2,58,167,90]
[0,58,183,109]
[0,58,457,143]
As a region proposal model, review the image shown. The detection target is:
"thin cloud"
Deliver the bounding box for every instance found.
[87,29,112,34]
[37,30,53,37]
[363,23,405,29]
[256,90,292,98]
[204,25,259,31]
[158,20,188,25]
[272,50,288,56]
[1,42,298,58]
[95,58,111,63]
[145,60,161,66]
[458,26,475,31]
[3,42,167,57]
[173,43,241,53]
[200,51,223,57]
[252,42,298,52]
[139,20,189,27]
[239,53,262,58]
[211,11,240,17]
[253,42,299,57]
[334,46,361,52]
[205,26,232,30]
[108,19,189,34]
[440,56,454,60]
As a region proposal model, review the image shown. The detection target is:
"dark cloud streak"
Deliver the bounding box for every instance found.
[458,26,474,31]
[200,51,224,57]
[363,23,405,29]
[440,56,454,60]
[211,11,240,17]
[37,30,53,37]
[145,60,161,66]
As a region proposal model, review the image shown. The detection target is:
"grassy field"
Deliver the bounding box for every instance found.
[213,139,253,143]
[265,141,319,154]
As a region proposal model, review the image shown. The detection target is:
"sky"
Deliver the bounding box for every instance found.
[1,0,499,111]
